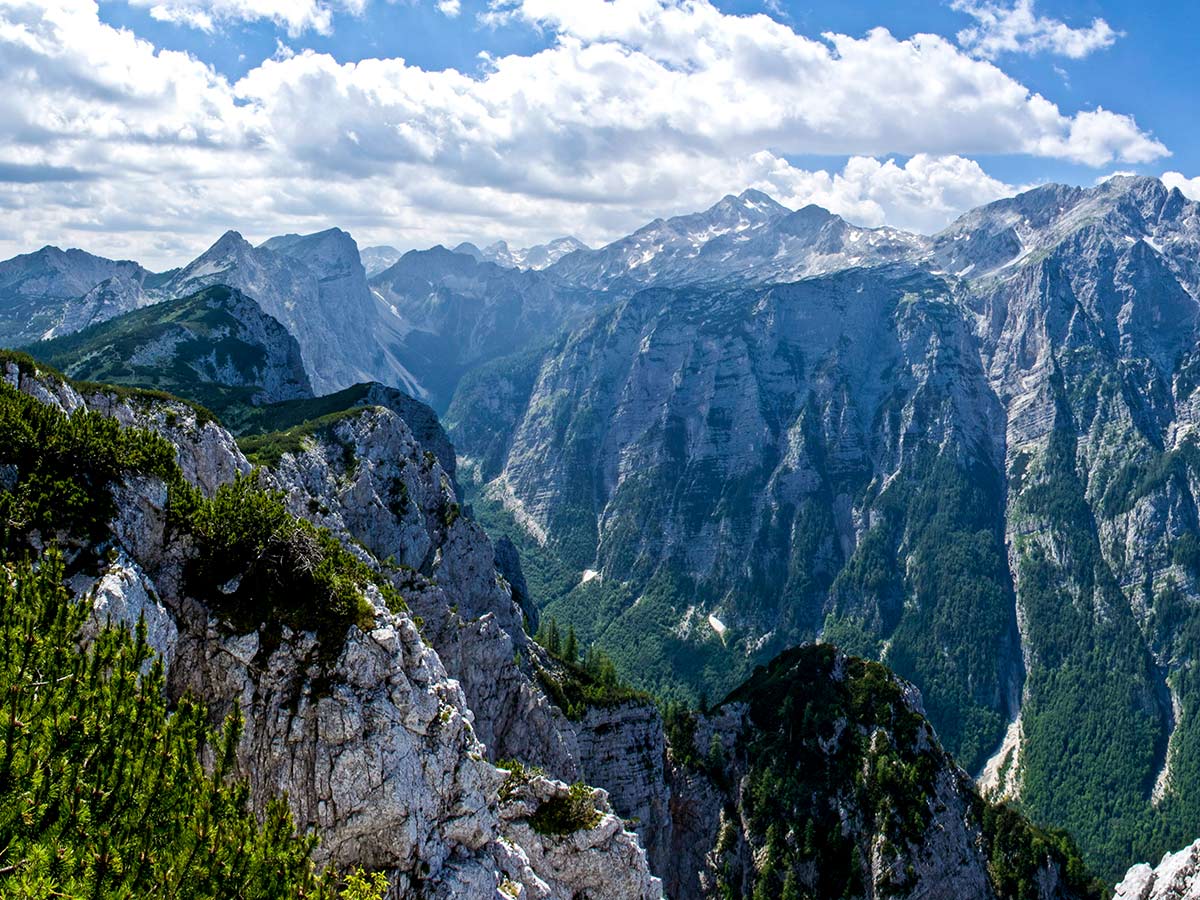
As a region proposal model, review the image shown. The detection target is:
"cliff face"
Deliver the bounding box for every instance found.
[3,358,661,900]
[448,176,1200,876]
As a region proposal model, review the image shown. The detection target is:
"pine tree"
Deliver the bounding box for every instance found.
[0,549,356,899]
[564,625,578,663]
[544,618,561,656]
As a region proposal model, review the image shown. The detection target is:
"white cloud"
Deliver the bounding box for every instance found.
[1163,172,1200,202]
[750,153,1015,235]
[952,0,1120,59]
[123,0,458,33]
[0,0,1168,268]
[124,0,369,36]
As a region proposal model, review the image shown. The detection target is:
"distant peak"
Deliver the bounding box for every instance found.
[737,188,785,208]
[207,230,250,254]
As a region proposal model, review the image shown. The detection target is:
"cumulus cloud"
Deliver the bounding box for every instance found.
[749,153,1015,235]
[436,0,461,16]
[0,0,1168,267]
[1162,172,1200,202]
[952,0,1120,59]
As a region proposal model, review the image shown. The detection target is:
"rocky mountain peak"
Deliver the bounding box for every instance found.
[361,244,405,276]
[267,227,365,280]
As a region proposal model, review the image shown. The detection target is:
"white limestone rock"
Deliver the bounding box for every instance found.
[1118,840,1200,900]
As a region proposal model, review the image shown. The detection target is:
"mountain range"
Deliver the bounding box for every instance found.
[6,174,1200,891]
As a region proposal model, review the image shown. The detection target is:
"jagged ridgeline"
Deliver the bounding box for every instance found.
[0,364,386,898]
[0,349,1104,898]
[449,176,1200,879]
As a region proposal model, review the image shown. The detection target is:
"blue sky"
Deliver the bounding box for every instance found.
[0,0,1195,267]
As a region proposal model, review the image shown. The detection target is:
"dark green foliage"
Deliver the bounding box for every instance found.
[827,451,1017,773]
[167,472,403,649]
[237,409,367,468]
[0,380,177,553]
[979,802,1105,900]
[722,645,940,899]
[662,701,701,769]
[230,383,382,436]
[0,550,338,898]
[1099,436,1200,518]
[532,616,651,719]
[1011,420,1167,878]
[717,645,1101,900]
[527,783,602,836]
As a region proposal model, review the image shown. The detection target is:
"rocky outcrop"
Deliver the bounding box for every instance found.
[6,361,661,900]
[1117,840,1200,899]
[497,774,662,900]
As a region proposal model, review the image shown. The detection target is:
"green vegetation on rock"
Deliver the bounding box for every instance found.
[0,378,177,554]
[531,615,651,719]
[167,471,404,649]
[711,645,1103,900]
[0,549,375,899]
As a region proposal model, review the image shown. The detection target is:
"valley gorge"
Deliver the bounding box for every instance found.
[5,175,1200,897]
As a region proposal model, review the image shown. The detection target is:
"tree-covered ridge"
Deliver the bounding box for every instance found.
[708,644,1103,900]
[27,284,313,417]
[0,550,383,899]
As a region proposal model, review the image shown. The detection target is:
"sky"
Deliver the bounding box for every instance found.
[0,0,1197,269]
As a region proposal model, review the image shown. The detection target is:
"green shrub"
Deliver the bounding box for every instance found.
[0,380,177,552]
[0,550,340,898]
[167,472,405,650]
[496,758,544,803]
[528,783,601,836]
[237,410,367,468]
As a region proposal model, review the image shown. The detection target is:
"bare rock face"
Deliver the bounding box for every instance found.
[575,702,672,878]
[13,365,660,899]
[268,405,584,777]
[497,774,662,900]
[1118,840,1200,900]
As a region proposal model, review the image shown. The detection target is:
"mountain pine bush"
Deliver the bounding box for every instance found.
[0,550,349,898]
